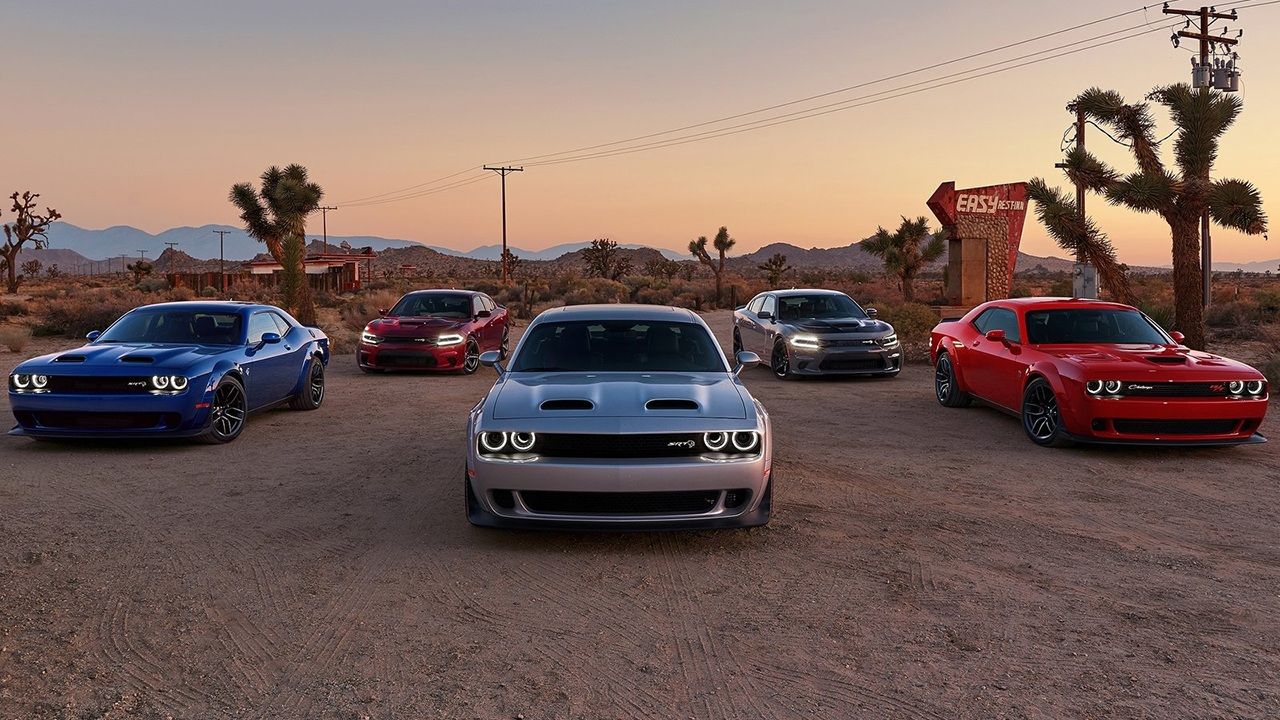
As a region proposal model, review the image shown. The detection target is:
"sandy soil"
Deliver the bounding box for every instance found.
[2,311,1278,719]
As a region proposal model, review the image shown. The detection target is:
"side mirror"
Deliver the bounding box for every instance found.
[1170,331,1186,344]
[984,328,1006,343]
[866,307,878,318]
[757,311,773,321]
[479,350,504,374]
[86,330,101,341]
[475,309,492,319]
[734,350,761,374]
[260,332,282,345]
[378,308,389,317]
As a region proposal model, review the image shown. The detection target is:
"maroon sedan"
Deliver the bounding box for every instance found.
[358,290,508,374]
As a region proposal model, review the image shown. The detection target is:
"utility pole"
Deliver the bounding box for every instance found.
[213,230,231,292]
[1165,4,1241,307]
[483,166,523,283]
[318,206,338,253]
[1056,107,1096,299]
[138,250,148,261]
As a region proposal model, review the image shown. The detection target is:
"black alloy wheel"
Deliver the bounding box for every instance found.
[934,353,970,408]
[198,376,248,444]
[1022,378,1072,447]
[462,338,481,374]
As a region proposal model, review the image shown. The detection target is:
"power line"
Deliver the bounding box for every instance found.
[335,166,482,205]
[342,173,494,207]
[482,166,523,284]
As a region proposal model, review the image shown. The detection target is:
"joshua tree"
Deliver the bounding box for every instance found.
[689,226,735,304]
[581,238,632,280]
[127,260,153,284]
[643,257,681,280]
[45,263,60,280]
[20,259,42,280]
[757,252,793,288]
[1026,178,1135,305]
[862,216,945,302]
[229,164,324,324]
[1,191,62,294]
[1060,85,1267,349]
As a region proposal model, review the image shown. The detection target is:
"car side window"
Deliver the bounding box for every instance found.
[975,308,1021,342]
[760,296,777,317]
[747,296,764,314]
[247,313,278,345]
[483,296,497,312]
[472,296,485,316]
[269,312,292,336]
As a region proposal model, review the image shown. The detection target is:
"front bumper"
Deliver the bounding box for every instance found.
[8,385,213,439]
[466,431,773,530]
[1061,394,1269,445]
[788,344,902,376]
[357,340,465,371]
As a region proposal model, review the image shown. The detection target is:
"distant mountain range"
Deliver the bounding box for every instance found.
[21,222,1278,275]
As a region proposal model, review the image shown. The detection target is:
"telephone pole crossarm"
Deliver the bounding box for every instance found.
[482,166,524,284]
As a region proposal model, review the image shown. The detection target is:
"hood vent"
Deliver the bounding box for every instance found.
[120,356,155,363]
[1145,355,1187,364]
[645,399,699,411]
[540,399,594,411]
[54,355,86,363]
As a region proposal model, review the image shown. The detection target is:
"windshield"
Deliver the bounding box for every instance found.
[777,294,866,321]
[1026,309,1171,345]
[511,320,728,373]
[98,309,243,345]
[390,293,472,318]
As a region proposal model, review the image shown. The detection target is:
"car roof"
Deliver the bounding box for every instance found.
[402,289,481,296]
[535,304,697,323]
[765,288,850,298]
[131,301,267,313]
[993,297,1138,312]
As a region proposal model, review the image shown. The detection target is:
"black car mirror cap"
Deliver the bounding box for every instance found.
[757,311,773,321]
[734,350,761,374]
[260,332,283,345]
[479,350,504,374]
[475,309,492,319]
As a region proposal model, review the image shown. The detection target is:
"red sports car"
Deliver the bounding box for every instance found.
[358,290,509,373]
[930,298,1268,447]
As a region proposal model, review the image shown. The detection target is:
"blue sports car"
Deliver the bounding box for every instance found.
[7,301,329,443]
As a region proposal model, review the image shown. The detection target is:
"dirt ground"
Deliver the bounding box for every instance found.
[1,311,1278,719]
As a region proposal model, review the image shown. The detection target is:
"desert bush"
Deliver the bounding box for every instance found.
[339,289,403,332]
[136,277,169,293]
[878,302,939,364]
[169,286,196,302]
[0,299,26,317]
[31,289,144,337]
[1140,303,1177,333]
[0,325,32,352]
[200,286,219,297]
[563,278,628,306]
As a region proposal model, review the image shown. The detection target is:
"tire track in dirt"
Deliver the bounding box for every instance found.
[94,597,224,712]
[759,664,950,720]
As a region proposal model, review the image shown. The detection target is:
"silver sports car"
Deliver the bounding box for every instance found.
[466,304,773,530]
[733,289,901,379]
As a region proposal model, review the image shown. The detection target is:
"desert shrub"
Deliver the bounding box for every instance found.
[0,299,26,317]
[169,286,196,302]
[339,289,403,332]
[878,302,939,364]
[505,301,530,320]
[1048,278,1073,297]
[0,325,32,352]
[225,279,277,304]
[136,277,169,293]
[1140,303,1176,333]
[563,278,628,306]
[32,289,144,337]
[1253,288,1280,316]
[200,286,219,297]
[671,292,702,310]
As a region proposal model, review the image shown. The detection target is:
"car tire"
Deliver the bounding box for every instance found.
[934,352,971,408]
[461,337,481,374]
[358,364,383,374]
[196,375,248,444]
[1021,377,1073,448]
[499,327,511,360]
[732,329,744,355]
[289,356,325,411]
[771,340,794,380]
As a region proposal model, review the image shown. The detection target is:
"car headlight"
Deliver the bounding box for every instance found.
[436,333,465,347]
[1085,380,1104,395]
[150,375,189,392]
[152,375,170,390]
[11,373,31,389]
[789,335,821,349]
[1246,380,1266,396]
[703,431,729,451]
[170,376,189,391]
[731,431,760,452]
[879,334,899,348]
[1104,380,1122,394]
[361,330,381,345]
[479,431,508,452]
[510,431,536,452]
[1228,380,1245,395]
[30,374,48,389]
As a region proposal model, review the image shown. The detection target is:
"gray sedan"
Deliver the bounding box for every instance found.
[733,289,901,379]
[466,304,773,530]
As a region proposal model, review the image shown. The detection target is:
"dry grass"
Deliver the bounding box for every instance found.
[0,325,32,353]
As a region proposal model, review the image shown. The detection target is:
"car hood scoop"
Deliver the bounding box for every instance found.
[369,317,463,334]
[46,344,236,369]
[793,318,888,333]
[494,373,748,419]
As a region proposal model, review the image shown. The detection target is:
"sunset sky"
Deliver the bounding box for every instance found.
[6,0,1279,265]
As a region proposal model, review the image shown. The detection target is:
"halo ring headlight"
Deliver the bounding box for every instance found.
[151,375,170,390]
[170,376,189,391]
[1085,380,1104,395]
[1104,380,1122,394]
[731,431,759,452]
[1246,380,1265,395]
[703,432,729,451]
[31,374,48,389]
[510,431,536,452]
[12,374,30,389]
[1227,380,1245,395]
[479,431,508,452]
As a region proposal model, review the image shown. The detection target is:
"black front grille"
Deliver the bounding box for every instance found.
[30,411,179,430]
[532,433,706,458]
[823,338,881,348]
[519,490,725,516]
[1119,382,1235,398]
[819,357,885,372]
[383,336,434,344]
[44,376,153,393]
[375,351,438,368]
[1112,419,1240,435]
